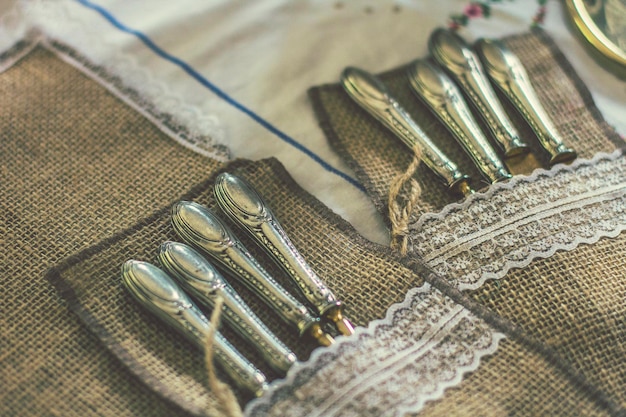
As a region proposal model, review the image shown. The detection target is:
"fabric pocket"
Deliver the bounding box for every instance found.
[49,157,617,417]
[308,27,626,412]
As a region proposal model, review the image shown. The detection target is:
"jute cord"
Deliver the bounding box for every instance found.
[387,144,423,256]
[204,296,243,417]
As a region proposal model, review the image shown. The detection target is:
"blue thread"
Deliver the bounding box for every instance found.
[74,0,365,191]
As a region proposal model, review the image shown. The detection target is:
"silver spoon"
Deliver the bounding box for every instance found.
[407,59,512,185]
[214,172,355,336]
[341,66,474,196]
[475,38,577,165]
[171,201,335,347]
[121,259,268,397]
[158,241,297,373]
[428,28,529,158]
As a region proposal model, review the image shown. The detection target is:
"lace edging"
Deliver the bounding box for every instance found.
[409,150,626,290]
[245,283,505,416]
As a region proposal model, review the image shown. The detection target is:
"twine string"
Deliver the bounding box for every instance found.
[387,144,423,256]
[205,296,243,417]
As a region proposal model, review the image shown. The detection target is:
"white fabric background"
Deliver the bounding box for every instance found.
[4,0,625,244]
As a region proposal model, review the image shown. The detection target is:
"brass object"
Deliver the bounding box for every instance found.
[171,201,335,347]
[341,66,474,196]
[475,38,577,165]
[121,260,268,396]
[158,241,297,373]
[214,172,355,336]
[407,59,512,184]
[428,28,530,158]
[564,0,626,80]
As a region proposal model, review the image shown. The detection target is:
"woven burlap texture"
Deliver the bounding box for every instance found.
[0,44,224,416]
[52,157,615,416]
[309,28,626,411]
[2,32,621,417]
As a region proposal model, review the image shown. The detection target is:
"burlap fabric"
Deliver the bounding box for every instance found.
[48,157,618,416]
[0,41,226,416]
[2,32,623,417]
[309,27,626,413]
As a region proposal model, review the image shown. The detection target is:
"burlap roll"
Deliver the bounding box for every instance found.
[309,27,626,412]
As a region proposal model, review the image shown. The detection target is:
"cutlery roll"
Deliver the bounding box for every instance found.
[309,27,626,411]
[48,157,618,417]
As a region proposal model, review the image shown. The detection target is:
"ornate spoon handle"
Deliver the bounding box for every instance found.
[428,28,529,158]
[407,59,512,184]
[158,241,297,373]
[171,201,335,346]
[214,172,354,336]
[474,38,577,165]
[341,66,473,196]
[121,260,268,397]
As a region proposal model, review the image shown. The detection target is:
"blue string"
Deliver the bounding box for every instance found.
[74,0,365,192]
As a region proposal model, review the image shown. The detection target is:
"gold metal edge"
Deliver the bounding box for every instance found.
[563,0,626,80]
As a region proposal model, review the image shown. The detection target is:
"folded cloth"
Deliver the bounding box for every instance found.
[49,157,617,417]
[0,38,227,416]
[309,27,626,411]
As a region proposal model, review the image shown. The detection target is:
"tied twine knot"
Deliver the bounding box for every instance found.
[205,296,243,417]
[388,144,423,256]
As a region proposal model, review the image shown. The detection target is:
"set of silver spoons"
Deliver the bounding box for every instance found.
[122,173,354,396]
[341,28,577,196]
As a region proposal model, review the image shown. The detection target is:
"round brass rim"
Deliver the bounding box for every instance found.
[564,0,626,79]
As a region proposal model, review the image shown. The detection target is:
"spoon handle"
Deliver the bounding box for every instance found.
[341,66,473,196]
[475,38,577,165]
[171,201,335,346]
[407,59,512,184]
[214,172,355,336]
[121,260,268,397]
[158,241,297,373]
[428,28,529,158]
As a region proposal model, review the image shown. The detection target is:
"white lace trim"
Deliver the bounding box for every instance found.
[409,150,626,291]
[1,0,229,162]
[245,284,504,417]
